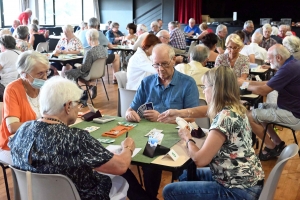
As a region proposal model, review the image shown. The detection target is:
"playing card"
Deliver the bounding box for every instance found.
[97,138,115,144]
[84,126,100,133]
[137,102,154,118]
[144,128,163,137]
[145,102,153,110]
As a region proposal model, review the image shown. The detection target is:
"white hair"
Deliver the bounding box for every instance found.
[263,23,272,31]
[270,44,291,60]
[271,26,279,36]
[190,44,210,62]
[17,51,49,75]
[63,24,74,33]
[283,35,300,53]
[252,32,263,43]
[285,31,293,36]
[39,76,83,116]
[243,20,254,29]
[137,24,148,33]
[85,29,99,41]
[156,30,169,38]
[189,18,195,22]
[151,21,159,27]
[216,24,227,34]
[25,8,32,13]
[153,43,175,59]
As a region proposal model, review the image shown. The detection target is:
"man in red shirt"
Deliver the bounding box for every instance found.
[18,8,32,25]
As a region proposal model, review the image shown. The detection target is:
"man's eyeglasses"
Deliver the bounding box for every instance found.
[226,46,240,51]
[152,59,173,69]
[63,100,83,109]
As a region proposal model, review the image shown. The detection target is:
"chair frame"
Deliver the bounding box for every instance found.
[0,162,10,200]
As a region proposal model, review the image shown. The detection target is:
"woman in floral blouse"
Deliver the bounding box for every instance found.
[158,66,264,200]
[215,34,250,80]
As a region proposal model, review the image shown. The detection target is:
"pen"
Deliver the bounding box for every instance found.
[126,132,128,138]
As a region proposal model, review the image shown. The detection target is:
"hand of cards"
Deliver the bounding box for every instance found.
[176,117,206,138]
[137,102,153,118]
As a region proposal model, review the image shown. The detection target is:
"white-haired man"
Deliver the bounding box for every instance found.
[184,18,200,45]
[10,19,20,34]
[278,24,288,39]
[283,35,300,60]
[240,44,300,161]
[149,21,160,35]
[130,24,149,50]
[242,20,254,45]
[157,30,170,44]
[250,32,267,61]
[168,21,186,54]
[215,24,228,54]
[18,8,32,25]
[260,23,277,50]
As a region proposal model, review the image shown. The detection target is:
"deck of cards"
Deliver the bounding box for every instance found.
[144,128,163,137]
[137,102,154,118]
[83,126,100,133]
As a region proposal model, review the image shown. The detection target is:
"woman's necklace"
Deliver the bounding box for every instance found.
[41,117,66,126]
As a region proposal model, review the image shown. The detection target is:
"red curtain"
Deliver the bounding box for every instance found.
[175,0,202,24]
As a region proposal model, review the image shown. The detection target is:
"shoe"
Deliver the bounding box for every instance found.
[89,86,97,99]
[259,141,286,161]
[113,80,118,84]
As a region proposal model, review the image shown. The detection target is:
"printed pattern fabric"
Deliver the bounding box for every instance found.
[55,37,83,52]
[261,37,277,51]
[209,108,264,189]
[215,53,249,77]
[16,39,33,52]
[8,121,114,200]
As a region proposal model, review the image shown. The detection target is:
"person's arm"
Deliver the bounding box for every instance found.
[95,137,135,175]
[197,30,208,39]
[0,64,3,71]
[7,121,24,134]
[248,54,255,63]
[28,34,35,46]
[106,30,117,44]
[240,73,248,80]
[247,82,273,96]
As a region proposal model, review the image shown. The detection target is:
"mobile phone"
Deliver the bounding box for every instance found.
[93,116,115,124]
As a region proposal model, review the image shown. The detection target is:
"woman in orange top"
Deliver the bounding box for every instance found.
[0,51,50,164]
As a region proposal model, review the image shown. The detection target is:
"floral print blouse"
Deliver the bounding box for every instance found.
[209,108,265,189]
[15,39,33,52]
[55,36,83,52]
[215,53,250,77]
[9,121,114,200]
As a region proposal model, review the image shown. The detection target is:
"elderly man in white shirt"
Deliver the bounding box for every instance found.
[130,24,149,51]
[249,32,267,61]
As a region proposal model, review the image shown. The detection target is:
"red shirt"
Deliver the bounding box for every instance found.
[207,28,214,33]
[18,12,30,25]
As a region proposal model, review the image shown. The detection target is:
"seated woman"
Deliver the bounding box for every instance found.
[196,22,214,40]
[106,22,124,45]
[51,24,83,73]
[0,51,50,165]
[28,24,46,50]
[15,25,33,52]
[283,35,300,60]
[230,30,255,63]
[215,34,250,80]
[31,18,49,39]
[123,23,137,45]
[126,33,161,90]
[8,76,135,200]
[0,35,21,100]
[201,33,218,68]
[159,66,265,200]
[63,29,107,80]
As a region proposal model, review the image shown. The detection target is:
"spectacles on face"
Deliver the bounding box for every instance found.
[152,58,173,69]
[29,69,51,79]
[226,46,240,51]
[63,100,83,109]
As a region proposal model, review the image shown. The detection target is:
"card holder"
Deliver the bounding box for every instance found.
[102,125,134,138]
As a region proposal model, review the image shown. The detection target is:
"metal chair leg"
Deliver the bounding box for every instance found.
[85,82,94,106]
[101,78,109,101]
[136,166,143,187]
[291,130,300,157]
[259,123,270,157]
[106,64,110,84]
[0,163,10,200]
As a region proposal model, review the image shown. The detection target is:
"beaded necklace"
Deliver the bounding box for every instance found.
[41,117,66,126]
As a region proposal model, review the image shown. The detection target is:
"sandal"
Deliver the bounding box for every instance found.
[259,146,281,161]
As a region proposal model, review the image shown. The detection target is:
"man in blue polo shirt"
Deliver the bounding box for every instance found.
[241,44,300,161]
[184,18,200,45]
[125,43,199,199]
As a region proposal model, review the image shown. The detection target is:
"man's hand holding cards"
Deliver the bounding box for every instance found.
[137,102,160,122]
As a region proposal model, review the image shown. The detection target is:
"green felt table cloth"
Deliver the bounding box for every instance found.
[72,117,180,164]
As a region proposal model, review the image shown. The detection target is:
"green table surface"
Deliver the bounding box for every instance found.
[72,117,180,164]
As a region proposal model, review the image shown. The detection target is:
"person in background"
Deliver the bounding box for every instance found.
[196,22,213,40]
[9,76,133,200]
[0,29,12,36]
[278,24,288,39]
[286,24,296,36]
[107,20,112,30]
[157,19,163,29]
[215,33,250,80]
[175,44,210,100]
[242,20,255,44]
[106,22,124,45]
[123,23,137,45]
[15,25,33,52]
[126,34,161,90]
[160,66,264,200]
[30,18,49,39]
[233,30,255,63]
[28,24,46,50]
[250,32,268,61]
[75,21,88,37]
[260,23,277,51]
[168,21,186,54]
[18,8,32,25]
[184,18,200,45]
[149,21,160,35]
[0,51,50,165]
[130,24,149,51]
[201,33,218,68]
[283,35,300,60]
[10,20,20,34]
[215,24,228,54]
[271,26,283,44]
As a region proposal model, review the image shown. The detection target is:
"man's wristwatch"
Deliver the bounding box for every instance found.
[186,139,196,148]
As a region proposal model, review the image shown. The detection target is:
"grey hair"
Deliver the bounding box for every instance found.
[168,21,177,28]
[243,20,254,29]
[63,24,74,33]
[270,44,291,60]
[17,51,49,75]
[85,29,99,42]
[0,35,16,49]
[285,24,291,31]
[110,22,119,29]
[151,21,159,27]
[137,24,147,32]
[88,17,99,28]
[283,35,300,53]
[25,8,32,13]
[252,32,263,43]
[189,18,195,22]
[271,26,279,36]
[156,30,169,38]
[39,76,83,116]
[153,43,175,59]
[263,23,272,31]
[190,44,210,62]
[16,25,29,39]
[30,24,38,32]
[216,24,226,34]
[279,24,287,30]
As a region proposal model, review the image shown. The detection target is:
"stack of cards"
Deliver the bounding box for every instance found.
[97,138,115,144]
[137,102,153,118]
[144,128,163,137]
[83,126,100,133]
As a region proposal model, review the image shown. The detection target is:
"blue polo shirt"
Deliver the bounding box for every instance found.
[267,56,300,118]
[78,30,109,48]
[130,70,200,113]
[184,25,200,35]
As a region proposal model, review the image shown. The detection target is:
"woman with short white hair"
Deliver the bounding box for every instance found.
[283,35,300,60]
[215,33,250,79]
[8,76,136,200]
[0,51,50,165]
